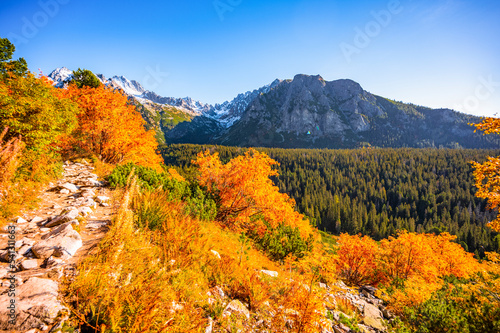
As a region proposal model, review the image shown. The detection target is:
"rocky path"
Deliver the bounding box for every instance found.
[0,161,114,333]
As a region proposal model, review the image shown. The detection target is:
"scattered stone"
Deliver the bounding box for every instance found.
[21,259,39,270]
[0,277,67,331]
[382,307,394,319]
[17,217,28,224]
[0,266,8,279]
[46,256,65,268]
[223,300,250,319]
[31,216,45,224]
[40,228,50,233]
[0,250,21,263]
[81,189,96,198]
[48,315,70,333]
[52,204,62,209]
[60,189,70,195]
[78,197,97,208]
[357,324,371,333]
[329,311,341,322]
[96,196,110,204]
[20,237,36,246]
[360,285,377,295]
[214,286,225,298]
[79,206,93,217]
[170,301,184,313]
[261,270,279,278]
[205,317,213,333]
[319,282,328,289]
[18,244,32,256]
[210,250,221,259]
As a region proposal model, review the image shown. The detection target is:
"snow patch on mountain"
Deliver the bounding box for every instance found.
[109,76,146,96]
[47,67,281,128]
[207,79,282,127]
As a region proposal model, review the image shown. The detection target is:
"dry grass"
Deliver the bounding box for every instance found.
[0,127,25,226]
[64,176,339,332]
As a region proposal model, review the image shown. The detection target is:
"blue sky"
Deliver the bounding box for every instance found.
[1,0,499,116]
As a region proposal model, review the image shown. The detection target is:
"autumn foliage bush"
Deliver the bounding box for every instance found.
[193,149,315,252]
[61,84,163,169]
[335,230,488,321]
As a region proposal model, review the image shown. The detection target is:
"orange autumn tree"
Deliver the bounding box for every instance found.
[379,231,440,285]
[193,149,313,237]
[471,117,500,232]
[427,232,479,278]
[62,83,163,170]
[336,233,380,286]
[337,231,481,287]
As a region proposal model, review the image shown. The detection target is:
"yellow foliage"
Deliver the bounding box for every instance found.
[167,168,185,182]
[193,148,313,238]
[471,117,500,232]
[385,276,442,314]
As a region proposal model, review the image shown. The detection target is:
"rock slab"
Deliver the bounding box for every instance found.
[0,277,67,331]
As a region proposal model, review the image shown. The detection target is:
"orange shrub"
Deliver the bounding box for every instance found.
[335,233,380,286]
[62,84,163,170]
[193,149,313,238]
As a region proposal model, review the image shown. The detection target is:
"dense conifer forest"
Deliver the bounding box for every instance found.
[161,144,500,255]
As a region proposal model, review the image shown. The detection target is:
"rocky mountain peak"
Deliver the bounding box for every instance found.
[47,67,73,88]
[109,75,146,96]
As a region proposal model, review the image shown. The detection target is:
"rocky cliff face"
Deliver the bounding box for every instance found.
[215,74,496,149]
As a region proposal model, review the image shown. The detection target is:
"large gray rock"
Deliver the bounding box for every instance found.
[31,223,82,259]
[45,207,80,227]
[21,259,39,270]
[0,277,67,331]
[362,302,385,331]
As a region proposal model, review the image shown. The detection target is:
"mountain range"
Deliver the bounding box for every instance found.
[47,68,498,149]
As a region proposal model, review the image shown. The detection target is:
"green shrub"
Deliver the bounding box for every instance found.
[107,163,216,222]
[248,219,314,261]
[401,281,500,333]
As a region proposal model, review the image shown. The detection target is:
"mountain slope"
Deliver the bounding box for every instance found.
[47,69,497,149]
[215,74,496,149]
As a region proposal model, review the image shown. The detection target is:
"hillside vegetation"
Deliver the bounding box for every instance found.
[62,153,499,332]
[161,145,500,256]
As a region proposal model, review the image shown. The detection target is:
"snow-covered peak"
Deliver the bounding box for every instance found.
[109,76,146,97]
[47,66,283,130]
[207,79,282,127]
[47,67,73,88]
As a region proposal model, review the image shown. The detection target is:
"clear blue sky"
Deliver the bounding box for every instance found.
[1,0,499,116]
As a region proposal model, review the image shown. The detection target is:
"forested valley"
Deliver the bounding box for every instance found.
[161,144,500,256]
